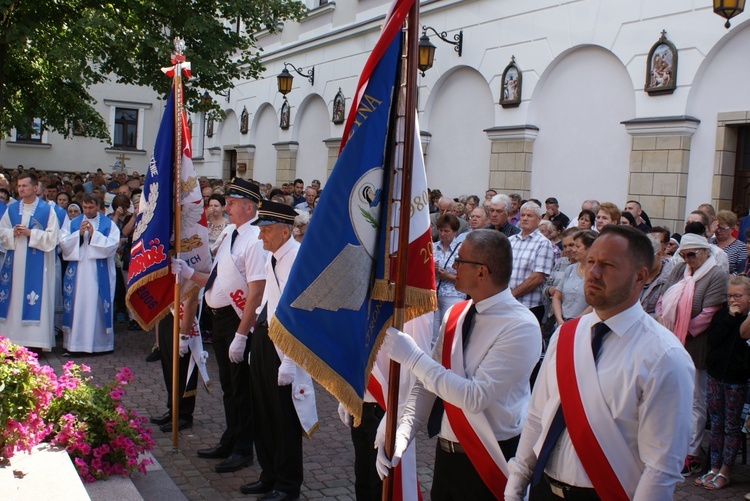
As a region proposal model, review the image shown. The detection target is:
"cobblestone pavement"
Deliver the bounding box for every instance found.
[39,324,750,500]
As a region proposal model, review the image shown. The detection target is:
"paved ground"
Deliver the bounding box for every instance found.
[34,323,750,500]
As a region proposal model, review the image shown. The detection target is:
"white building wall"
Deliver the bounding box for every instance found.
[528,45,635,215]
[685,19,750,213]
[295,95,330,188]
[2,0,749,224]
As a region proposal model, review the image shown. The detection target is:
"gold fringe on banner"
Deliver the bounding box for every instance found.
[269,316,394,429]
[372,279,437,314]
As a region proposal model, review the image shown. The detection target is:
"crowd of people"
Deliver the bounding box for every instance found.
[410,188,750,499]
[5,160,750,499]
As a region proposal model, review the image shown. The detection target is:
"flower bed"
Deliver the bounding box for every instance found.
[0,336,153,482]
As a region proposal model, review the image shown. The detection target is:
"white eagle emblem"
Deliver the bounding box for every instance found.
[133,182,159,241]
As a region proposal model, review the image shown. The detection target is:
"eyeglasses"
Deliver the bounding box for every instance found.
[678,251,702,260]
[452,258,492,274]
[716,226,732,232]
[727,294,748,301]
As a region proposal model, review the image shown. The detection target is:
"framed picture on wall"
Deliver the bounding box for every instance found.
[280,99,290,129]
[240,107,249,134]
[500,56,522,108]
[645,30,677,95]
[332,88,345,124]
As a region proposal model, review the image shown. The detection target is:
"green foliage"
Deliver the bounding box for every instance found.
[0,0,307,140]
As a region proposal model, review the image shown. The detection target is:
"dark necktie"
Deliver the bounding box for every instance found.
[427,303,477,438]
[255,255,277,327]
[205,229,238,292]
[530,322,610,486]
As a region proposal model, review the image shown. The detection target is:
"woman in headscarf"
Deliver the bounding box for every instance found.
[657,233,729,477]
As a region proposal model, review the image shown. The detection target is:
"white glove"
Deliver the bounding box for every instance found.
[200,351,209,364]
[277,357,296,386]
[337,403,351,428]
[374,423,409,480]
[179,336,189,357]
[382,327,423,369]
[171,257,194,280]
[228,333,247,363]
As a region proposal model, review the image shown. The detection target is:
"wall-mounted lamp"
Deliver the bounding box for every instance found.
[418,25,463,76]
[277,62,315,95]
[201,90,230,104]
[714,0,746,28]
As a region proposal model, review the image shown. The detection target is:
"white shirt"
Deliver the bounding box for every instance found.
[505,302,695,500]
[400,288,541,443]
[204,217,266,309]
[260,235,299,318]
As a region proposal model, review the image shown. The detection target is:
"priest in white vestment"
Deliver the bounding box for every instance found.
[0,173,59,350]
[60,194,120,353]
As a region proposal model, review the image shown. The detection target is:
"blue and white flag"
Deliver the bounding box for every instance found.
[269,0,435,423]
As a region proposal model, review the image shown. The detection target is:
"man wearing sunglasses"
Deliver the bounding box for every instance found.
[376,229,541,499]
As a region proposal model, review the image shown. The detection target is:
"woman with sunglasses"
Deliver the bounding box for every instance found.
[657,233,728,477]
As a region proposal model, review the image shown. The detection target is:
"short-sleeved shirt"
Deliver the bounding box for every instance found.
[509,229,556,308]
[205,217,267,309]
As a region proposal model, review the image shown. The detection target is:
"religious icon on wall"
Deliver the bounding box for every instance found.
[645,30,677,95]
[500,56,522,108]
[240,107,249,134]
[206,117,214,138]
[332,88,346,124]
[280,99,290,129]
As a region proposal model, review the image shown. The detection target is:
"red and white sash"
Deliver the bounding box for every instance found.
[441,300,508,498]
[556,319,641,500]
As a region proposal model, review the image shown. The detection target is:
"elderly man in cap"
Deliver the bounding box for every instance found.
[240,200,317,501]
[172,178,267,473]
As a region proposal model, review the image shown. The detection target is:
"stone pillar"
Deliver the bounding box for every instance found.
[323,138,341,178]
[622,116,700,232]
[484,125,539,198]
[273,141,299,186]
[234,144,255,180]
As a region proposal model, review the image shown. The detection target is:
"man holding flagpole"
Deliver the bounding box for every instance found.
[173,178,266,473]
[377,229,541,499]
[0,171,60,351]
[505,225,694,500]
[239,200,317,501]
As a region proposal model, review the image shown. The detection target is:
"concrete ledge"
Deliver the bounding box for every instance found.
[0,444,90,501]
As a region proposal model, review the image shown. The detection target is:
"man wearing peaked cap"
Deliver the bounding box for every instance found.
[254,200,298,226]
[227,177,262,203]
[171,177,267,473]
[241,200,318,500]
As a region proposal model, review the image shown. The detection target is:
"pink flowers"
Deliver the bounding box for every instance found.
[0,336,154,483]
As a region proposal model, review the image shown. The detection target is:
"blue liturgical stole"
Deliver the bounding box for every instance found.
[0,200,52,324]
[62,215,113,334]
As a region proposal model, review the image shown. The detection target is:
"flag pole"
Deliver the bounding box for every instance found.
[170,37,185,450]
[383,1,419,498]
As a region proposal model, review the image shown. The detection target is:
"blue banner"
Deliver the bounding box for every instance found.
[125,90,175,330]
[269,27,405,420]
